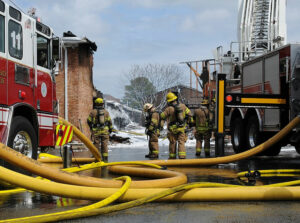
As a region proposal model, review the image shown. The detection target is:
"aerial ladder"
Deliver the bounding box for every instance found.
[237,0,287,61]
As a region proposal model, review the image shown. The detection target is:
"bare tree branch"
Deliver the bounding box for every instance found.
[122,63,185,110]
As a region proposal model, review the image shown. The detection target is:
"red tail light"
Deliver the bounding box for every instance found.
[226,95,233,103]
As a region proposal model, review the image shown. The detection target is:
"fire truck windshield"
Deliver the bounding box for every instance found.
[37,34,49,69]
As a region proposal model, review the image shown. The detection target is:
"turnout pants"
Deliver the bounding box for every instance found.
[167,132,187,159]
[148,133,159,156]
[94,134,110,160]
[195,131,211,157]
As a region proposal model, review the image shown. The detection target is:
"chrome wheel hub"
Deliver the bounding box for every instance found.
[248,125,257,148]
[12,131,32,157]
[233,126,240,146]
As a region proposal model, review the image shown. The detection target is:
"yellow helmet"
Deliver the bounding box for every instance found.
[212,98,216,103]
[95,98,104,104]
[166,92,177,103]
[201,99,209,105]
[143,103,153,112]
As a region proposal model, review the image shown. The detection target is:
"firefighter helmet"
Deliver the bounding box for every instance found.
[95,98,104,104]
[201,99,209,105]
[166,92,177,103]
[143,103,153,112]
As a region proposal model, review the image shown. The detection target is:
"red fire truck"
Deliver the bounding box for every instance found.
[0,1,59,163]
[218,44,300,156]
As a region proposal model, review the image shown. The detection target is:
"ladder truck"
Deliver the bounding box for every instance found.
[185,0,300,156]
[0,1,60,164]
[213,0,300,156]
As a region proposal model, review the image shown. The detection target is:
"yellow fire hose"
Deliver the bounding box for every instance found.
[3,165,300,222]
[0,181,234,223]
[0,116,299,190]
[0,176,131,223]
[38,155,95,163]
[3,163,300,202]
[37,183,300,222]
[0,160,161,196]
[38,153,162,170]
[0,117,299,222]
[147,116,300,166]
[0,143,187,188]
[3,166,300,198]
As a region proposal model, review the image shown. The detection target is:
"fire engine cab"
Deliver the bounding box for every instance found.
[0,1,59,163]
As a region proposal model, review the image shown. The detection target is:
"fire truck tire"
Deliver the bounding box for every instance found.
[5,116,38,172]
[245,116,262,151]
[231,117,246,153]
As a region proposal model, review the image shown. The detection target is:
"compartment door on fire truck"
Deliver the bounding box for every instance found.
[7,6,35,106]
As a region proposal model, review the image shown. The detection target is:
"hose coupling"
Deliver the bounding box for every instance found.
[245,170,261,185]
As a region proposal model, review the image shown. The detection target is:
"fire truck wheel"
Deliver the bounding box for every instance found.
[8,116,38,159]
[5,116,38,174]
[231,117,246,153]
[245,116,262,151]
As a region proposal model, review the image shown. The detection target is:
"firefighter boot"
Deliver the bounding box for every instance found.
[102,156,108,163]
[196,148,201,156]
[169,153,176,159]
[145,153,152,158]
[149,151,159,159]
[178,152,186,159]
[204,148,210,157]
[149,154,158,159]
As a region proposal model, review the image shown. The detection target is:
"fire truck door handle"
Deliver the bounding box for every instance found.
[286,57,289,83]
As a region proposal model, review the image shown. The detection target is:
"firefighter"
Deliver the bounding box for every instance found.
[143,103,160,159]
[194,99,211,157]
[160,92,193,159]
[87,98,114,162]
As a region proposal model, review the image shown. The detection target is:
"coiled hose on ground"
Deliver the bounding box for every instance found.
[0,116,299,222]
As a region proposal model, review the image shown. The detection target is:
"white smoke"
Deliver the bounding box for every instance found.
[105,100,142,130]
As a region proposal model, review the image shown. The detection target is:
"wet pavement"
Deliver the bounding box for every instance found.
[1,144,300,222]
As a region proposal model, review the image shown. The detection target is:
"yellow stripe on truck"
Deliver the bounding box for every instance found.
[218,80,224,133]
[241,98,286,104]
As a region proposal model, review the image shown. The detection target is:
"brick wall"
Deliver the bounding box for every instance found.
[56,45,94,139]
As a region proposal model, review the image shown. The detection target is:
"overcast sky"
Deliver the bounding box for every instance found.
[10,0,300,98]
